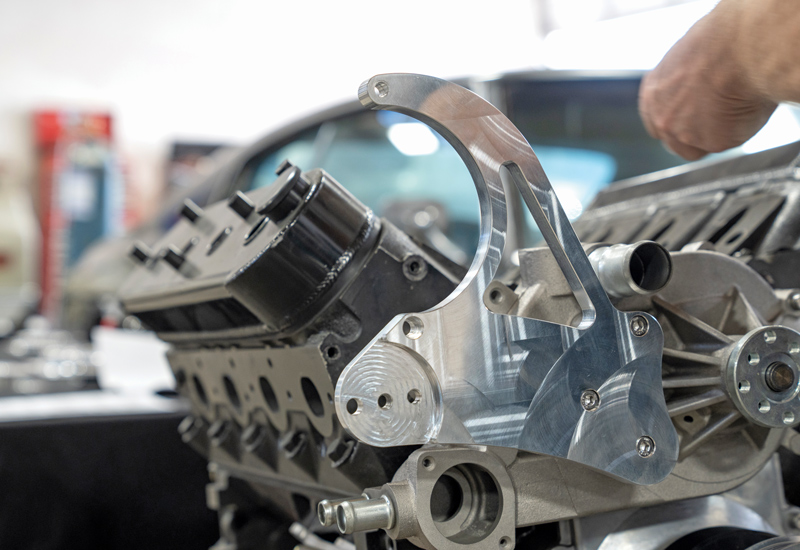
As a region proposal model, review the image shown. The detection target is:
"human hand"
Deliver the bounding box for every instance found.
[639,0,777,160]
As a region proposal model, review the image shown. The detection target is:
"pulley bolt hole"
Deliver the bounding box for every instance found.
[630,315,649,337]
[738,380,751,393]
[784,412,796,425]
[764,330,777,344]
[378,393,393,410]
[346,398,362,415]
[758,401,771,413]
[580,389,600,412]
[374,81,389,98]
[407,389,422,404]
[403,316,424,339]
[748,353,760,366]
[636,436,656,458]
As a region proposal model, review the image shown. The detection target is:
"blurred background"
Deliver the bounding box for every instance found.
[1,0,799,548]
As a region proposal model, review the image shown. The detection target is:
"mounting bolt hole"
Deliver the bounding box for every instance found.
[325,345,341,360]
[374,81,389,98]
[500,538,511,549]
[489,289,503,304]
[402,316,424,339]
[683,415,694,423]
[346,398,362,415]
[422,457,435,471]
[378,393,393,410]
[407,389,422,404]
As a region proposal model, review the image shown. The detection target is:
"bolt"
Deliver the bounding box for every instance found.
[580,389,600,412]
[241,423,265,451]
[336,496,395,534]
[317,496,368,527]
[207,420,231,446]
[636,435,656,458]
[766,362,796,392]
[630,315,649,337]
[791,511,800,531]
[788,291,800,312]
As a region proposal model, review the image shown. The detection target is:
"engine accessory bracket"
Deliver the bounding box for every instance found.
[335,73,678,484]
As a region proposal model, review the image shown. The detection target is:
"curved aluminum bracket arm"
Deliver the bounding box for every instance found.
[335,74,678,485]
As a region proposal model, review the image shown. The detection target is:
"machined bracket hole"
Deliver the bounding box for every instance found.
[422,457,436,471]
[346,398,362,415]
[374,81,389,98]
[407,389,422,404]
[378,393,393,410]
[402,316,424,339]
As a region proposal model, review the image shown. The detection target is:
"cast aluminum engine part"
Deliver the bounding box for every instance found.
[119,73,800,550]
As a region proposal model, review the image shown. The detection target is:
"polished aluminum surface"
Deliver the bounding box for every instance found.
[335,73,678,485]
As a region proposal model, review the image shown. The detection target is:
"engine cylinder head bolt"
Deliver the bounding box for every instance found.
[129,241,152,264]
[227,191,255,219]
[766,361,796,393]
[207,419,232,446]
[180,198,203,223]
[636,436,656,458]
[580,389,600,412]
[317,495,368,527]
[630,315,649,337]
[240,423,265,451]
[163,245,186,270]
[335,495,395,535]
[279,430,307,459]
[178,415,203,443]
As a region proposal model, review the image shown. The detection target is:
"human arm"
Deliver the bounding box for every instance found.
[639,0,800,160]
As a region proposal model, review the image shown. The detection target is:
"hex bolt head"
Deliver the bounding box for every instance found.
[766,361,795,393]
[228,191,255,219]
[630,315,649,337]
[636,435,656,458]
[163,245,186,270]
[180,199,204,223]
[129,241,151,264]
[580,389,600,412]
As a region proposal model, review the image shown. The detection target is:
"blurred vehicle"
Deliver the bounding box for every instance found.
[64,70,785,333]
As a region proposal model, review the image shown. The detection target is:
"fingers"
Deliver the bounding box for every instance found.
[661,135,708,161]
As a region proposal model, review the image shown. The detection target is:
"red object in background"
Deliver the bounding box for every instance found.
[34,110,115,320]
